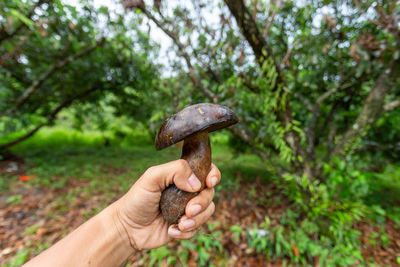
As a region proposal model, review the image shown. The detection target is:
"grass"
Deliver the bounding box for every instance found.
[1,127,272,193]
[0,127,273,266]
[3,127,400,266]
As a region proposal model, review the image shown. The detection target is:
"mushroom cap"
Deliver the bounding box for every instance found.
[155,103,239,150]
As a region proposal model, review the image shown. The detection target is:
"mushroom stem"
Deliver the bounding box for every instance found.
[181,131,211,190]
[159,131,211,224]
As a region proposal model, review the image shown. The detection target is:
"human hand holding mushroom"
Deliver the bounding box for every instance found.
[116,103,238,249]
[24,103,237,266]
[24,160,222,267]
[115,159,221,250]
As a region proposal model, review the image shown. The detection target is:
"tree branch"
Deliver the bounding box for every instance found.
[294,92,313,112]
[0,0,51,44]
[305,79,354,161]
[122,2,286,166]
[0,32,33,66]
[384,99,400,112]
[358,140,400,154]
[1,37,106,118]
[330,59,400,158]
[136,7,219,103]
[280,38,303,69]
[0,84,101,151]
[224,0,282,81]
[263,0,282,38]
[224,0,312,178]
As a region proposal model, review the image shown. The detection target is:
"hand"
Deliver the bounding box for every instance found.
[114,159,221,250]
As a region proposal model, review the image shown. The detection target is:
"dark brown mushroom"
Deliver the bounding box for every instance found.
[156,103,238,224]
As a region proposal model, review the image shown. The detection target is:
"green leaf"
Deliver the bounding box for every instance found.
[10,9,34,27]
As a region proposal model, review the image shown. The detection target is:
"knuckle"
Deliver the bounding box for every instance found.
[204,188,214,200]
[216,167,221,177]
[202,189,213,203]
[210,201,216,213]
[176,159,188,170]
[144,166,156,176]
[210,187,215,197]
[212,163,220,173]
[201,189,213,202]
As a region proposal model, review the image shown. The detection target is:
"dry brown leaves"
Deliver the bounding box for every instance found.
[1,177,400,266]
[356,219,400,267]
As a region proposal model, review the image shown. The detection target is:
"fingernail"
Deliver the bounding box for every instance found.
[182,219,195,230]
[189,204,202,217]
[188,174,201,191]
[168,227,181,237]
[211,176,218,187]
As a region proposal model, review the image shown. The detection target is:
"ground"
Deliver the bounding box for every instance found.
[1,129,400,266]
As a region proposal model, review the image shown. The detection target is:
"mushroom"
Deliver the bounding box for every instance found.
[156,103,239,224]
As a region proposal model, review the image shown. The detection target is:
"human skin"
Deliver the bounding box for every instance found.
[23,159,220,267]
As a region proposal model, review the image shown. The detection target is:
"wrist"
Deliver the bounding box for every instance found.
[109,200,138,254]
[24,198,136,267]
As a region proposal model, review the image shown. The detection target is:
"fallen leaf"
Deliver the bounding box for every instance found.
[19,175,34,181]
[293,244,300,257]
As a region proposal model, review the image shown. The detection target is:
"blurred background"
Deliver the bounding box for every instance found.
[1,0,400,266]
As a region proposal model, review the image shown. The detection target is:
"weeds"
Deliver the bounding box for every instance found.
[2,128,400,266]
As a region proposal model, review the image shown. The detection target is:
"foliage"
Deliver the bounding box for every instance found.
[125,0,400,172]
[144,223,225,267]
[247,215,364,266]
[1,0,400,266]
[0,0,160,150]
[2,128,400,265]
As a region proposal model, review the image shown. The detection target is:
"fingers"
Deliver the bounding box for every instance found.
[206,163,221,188]
[178,202,215,233]
[168,225,199,240]
[139,159,201,192]
[168,202,215,239]
[185,187,214,217]
[160,162,219,240]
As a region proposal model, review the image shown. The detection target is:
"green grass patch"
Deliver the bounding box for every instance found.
[1,127,271,193]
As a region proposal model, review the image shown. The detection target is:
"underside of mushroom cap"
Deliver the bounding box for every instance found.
[155,103,239,150]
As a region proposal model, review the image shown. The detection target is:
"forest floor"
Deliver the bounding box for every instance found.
[1,129,400,266]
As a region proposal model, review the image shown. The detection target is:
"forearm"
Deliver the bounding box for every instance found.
[24,200,135,267]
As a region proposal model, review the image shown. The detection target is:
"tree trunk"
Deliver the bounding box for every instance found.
[330,59,400,158]
[224,0,312,178]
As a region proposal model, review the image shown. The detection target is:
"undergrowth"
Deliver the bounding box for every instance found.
[1,128,400,266]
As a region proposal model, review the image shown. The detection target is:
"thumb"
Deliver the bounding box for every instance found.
[139,159,202,193]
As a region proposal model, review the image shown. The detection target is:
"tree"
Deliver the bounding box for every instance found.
[0,0,159,152]
[123,0,400,182]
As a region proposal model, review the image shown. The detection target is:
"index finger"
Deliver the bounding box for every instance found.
[205,163,221,188]
[138,159,196,192]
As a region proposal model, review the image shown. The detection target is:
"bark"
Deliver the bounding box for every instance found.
[384,100,400,112]
[306,81,353,161]
[330,60,400,158]
[263,0,282,38]
[224,0,312,178]
[279,38,302,69]
[224,0,282,79]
